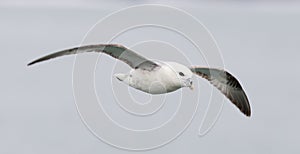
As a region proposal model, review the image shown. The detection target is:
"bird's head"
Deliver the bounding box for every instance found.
[165,62,194,90]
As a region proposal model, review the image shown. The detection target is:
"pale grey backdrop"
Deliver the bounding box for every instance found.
[1,0,299,153]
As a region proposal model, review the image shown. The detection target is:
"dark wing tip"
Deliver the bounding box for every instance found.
[223,88,251,117]
[244,106,251,117]
[27,50,68,66]
[227,86,251,117]
[225,81,251,117]
[27,57,46,66]
[219,71,252,117]
[27,60,37,66]
[242,109,251,117]
[191,67,252,117]
[246,111,251,117]
[242,99,251,117]
[237,99,251,117]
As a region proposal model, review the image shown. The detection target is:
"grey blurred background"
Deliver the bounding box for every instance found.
[1,0,300,154]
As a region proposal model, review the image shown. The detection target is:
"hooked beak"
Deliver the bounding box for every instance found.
[189,84,194,90]
[186,79,194,90]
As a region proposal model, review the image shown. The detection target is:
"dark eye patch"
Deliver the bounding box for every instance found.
[179,72,185,76]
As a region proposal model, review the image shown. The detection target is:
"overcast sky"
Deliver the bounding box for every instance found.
[2,0,300,9]
[1,1,300,154]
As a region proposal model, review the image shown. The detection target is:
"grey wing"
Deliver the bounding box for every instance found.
[28,44,159,71]
[190,67,251,117]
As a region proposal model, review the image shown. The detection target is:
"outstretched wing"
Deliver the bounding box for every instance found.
[190,67,251,117]
[28,44,159,71]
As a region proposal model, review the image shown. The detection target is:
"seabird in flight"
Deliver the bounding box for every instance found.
[28,44,251,116]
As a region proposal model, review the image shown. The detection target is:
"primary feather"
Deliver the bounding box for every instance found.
[190,67,251,116]
[28,44,159,71]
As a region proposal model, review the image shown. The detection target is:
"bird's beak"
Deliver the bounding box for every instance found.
[187,79,194,90]
[189,85,194,90]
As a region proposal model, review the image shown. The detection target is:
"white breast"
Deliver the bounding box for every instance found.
[128,63,182,94]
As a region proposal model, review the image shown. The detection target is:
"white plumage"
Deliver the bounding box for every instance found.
[28,44,251,116]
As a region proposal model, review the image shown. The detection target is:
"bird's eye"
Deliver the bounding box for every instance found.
[179,72,185,76]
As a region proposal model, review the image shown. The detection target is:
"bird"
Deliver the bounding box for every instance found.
[28,44,251,117]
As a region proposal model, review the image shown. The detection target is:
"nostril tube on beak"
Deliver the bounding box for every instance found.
[187,79,194,90]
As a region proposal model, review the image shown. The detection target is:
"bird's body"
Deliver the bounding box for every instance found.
[28,44,251,117]
[115,61,193,94]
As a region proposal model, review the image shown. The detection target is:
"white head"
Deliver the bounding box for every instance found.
[164,62,194,90]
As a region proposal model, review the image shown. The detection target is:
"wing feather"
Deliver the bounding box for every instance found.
[191,67,251,117]
[28,44,159,71]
